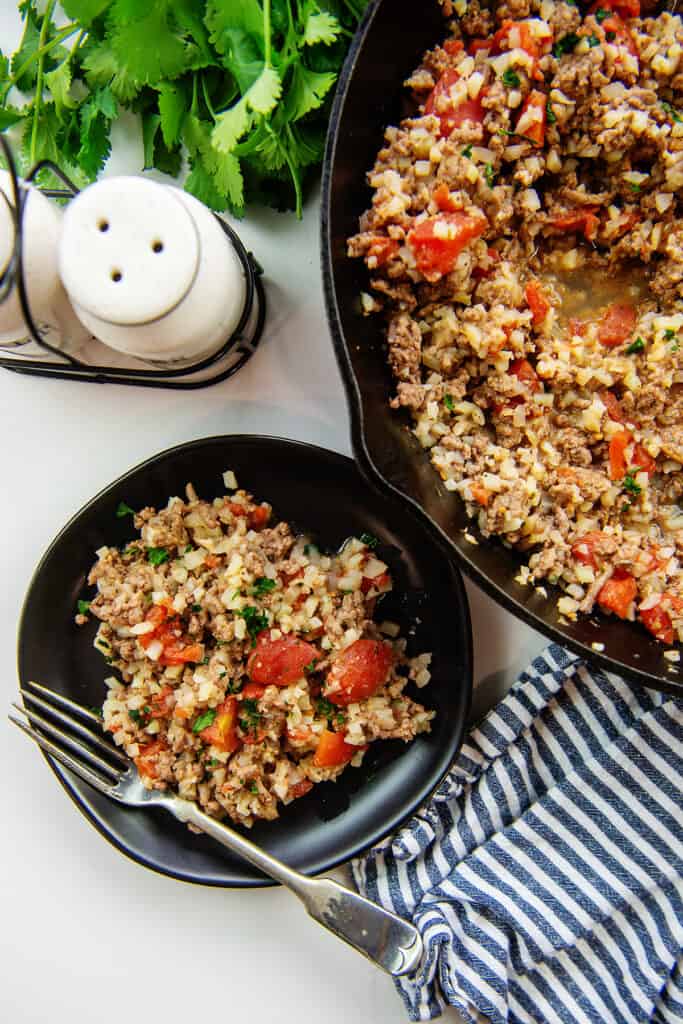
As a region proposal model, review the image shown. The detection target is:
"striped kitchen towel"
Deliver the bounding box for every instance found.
[353,644,683,1023]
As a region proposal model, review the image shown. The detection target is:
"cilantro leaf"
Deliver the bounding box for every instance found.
[238,605,269,643]
[158,81,186,147]
[461,144,472,158]
[107,0,197,88]
[444,393,455,411]
[77,599,91,615]
[501,68,520,88]
[553,33,579,57]
[302,8,341,47]
[116,501,134,517]
[284,63,336,121]
[359,532,378,548]
[147,547,169,566]
[626,337,644,354]
[193,709,216,733]
[62,1,112,23]
[45,61,77,120]
[250,576,277,596]
[77,88,116,178]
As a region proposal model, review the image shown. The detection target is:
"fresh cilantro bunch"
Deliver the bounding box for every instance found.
[0,0,368,217]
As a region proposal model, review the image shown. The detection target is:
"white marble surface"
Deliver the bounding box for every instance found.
[0,10,545,1022]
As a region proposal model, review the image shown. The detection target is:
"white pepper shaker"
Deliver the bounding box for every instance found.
[57,176,248,365]
[0,170,90,349]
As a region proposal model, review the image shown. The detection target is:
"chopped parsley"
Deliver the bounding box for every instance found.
[248,781,259,795]
[605,30,616,41]
[147,547,169,566]
[116,501,134,518]
[90,706,103,718]
[595,7,610,22]
[192,709,216,733]
[585,34,600,47]
[184,544,194,553]
[304,658,320,674]
[546,102,557,125]
[128,709,142,723]
[497,128,516,137]
[665,328,677,340]
[662,101,683,124]
[360,532,379,548]
[123,546,140,557]
[629,182,641,193]
[250,577,277,597]
[304,543,318,556]
[621,471,642,499]
[77,600,90,615]
[238,605,269,644]
[444,393,455,412]
[501,68,520,88]
[201,655,210,666]
[209,758,219,767]
[484,163,496,188]
[626,337,645,355]
[315,696,346,727]
[673,342,680,353]
[553,33,580,57]
[461,144,472,158]
[239,698,262,735]
[192,603,202,612]
[143,706,151,715]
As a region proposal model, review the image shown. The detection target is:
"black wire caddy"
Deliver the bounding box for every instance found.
[0,136,266,389]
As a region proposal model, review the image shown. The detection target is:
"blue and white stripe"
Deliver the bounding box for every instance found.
[353,644,683,1023]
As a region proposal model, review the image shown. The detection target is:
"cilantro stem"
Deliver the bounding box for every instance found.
[283,123,302,218]
[263,0,272,67]
[201,76,216,121]
[31,0,57,167]
[5,21,79,99]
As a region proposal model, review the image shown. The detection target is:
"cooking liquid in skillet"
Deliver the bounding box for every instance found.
[544,266,651,333]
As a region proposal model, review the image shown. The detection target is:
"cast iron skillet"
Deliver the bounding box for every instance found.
[17,435,472,887]
[321,0,683,696]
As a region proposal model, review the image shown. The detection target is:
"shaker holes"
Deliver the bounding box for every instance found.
[151,240,164,253]
[111,269,122,282]
[97,219,109,232]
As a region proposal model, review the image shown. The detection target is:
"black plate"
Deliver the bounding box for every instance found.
[321,0,683,696]
[17,435,472,887]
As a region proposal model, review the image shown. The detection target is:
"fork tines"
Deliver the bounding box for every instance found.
[9,680,129,797]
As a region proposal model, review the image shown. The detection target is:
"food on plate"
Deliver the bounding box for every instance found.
[348,0,683,648]
[79,476,433,827]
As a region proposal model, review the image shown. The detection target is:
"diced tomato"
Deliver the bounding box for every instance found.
[598,303,636,348]
[509,358,541,392]
[468,37,492,54]
[360,571,391,594]
[144,604,168,630]
[601,11,639,56]
[551,207,600,242]
[242,682,266,699]
[229,502,248,517]
[634,443,655,477]
[571,531,606,570]
[433,183,458,212]
[313,729,361,768]
[597,569,637,619]
[135,739,167,780]
[591,0,640,16]
[600,389,624,423]
[408,211,488,278]
[470,481,490,507]
[569,318,587,337]
[249,505,271,530]
[515,90,546,147]
[149,685,174,719]
[640,602,674,645]
[325,638,394,707]
[525,280,550,326]
[290,779,314,799]
[424,68,485,137]
[159,639,203,667]
[366,236,399,267]
[204,554,220,569]
[200,697,240,754]
[609,430,631,481]
[247,633,319,687]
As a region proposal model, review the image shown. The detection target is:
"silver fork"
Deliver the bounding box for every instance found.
[9,680,423,978]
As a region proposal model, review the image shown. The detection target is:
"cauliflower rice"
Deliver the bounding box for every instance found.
[349,0,683,648]
[79,477,434,827]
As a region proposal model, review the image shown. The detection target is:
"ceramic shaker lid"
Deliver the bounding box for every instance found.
[58,176,200,326]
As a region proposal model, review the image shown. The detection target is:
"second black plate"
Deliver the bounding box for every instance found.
[18,435,472,887]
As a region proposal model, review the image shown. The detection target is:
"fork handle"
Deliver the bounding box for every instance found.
[167,796,422,977]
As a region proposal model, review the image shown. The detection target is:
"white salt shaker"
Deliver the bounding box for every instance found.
[57,176,248,365]
[0,170,90,349]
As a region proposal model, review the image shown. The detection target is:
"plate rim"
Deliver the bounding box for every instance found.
[17,433,473,888]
